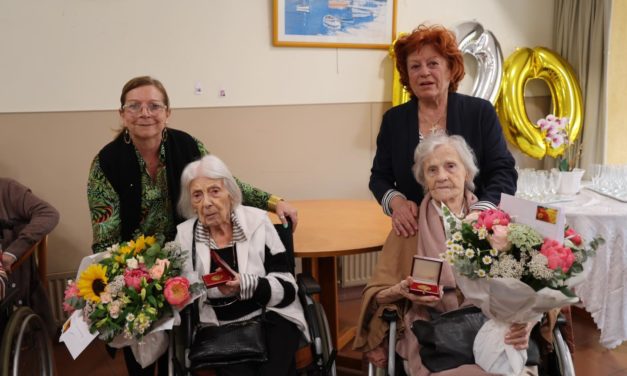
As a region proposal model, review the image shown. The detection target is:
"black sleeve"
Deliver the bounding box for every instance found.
[369,112,397,204]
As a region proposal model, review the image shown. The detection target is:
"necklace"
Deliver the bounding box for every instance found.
[418,107,446,136]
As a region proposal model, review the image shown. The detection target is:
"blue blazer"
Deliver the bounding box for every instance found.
[369,92,517,207]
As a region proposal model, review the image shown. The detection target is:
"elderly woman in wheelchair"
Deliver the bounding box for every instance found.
[174,155,309,376]
[353,134,539,376]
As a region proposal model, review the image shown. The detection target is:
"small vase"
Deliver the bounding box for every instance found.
[558,169,585,195]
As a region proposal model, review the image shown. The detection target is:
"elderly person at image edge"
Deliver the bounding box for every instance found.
[175,155,309,376]
[354,134,534,376]
[369,24,517,237]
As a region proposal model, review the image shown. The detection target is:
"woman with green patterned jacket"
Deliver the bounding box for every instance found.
[86,75,298,376]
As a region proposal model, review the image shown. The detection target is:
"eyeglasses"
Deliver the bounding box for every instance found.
[122,102,167,114]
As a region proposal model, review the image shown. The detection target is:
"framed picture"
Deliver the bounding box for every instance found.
[273,0,397,49]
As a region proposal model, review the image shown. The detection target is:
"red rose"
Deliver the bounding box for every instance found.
[565,228,583,246]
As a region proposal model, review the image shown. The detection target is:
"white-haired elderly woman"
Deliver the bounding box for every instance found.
[354,134,535,376]
[175,155,309,376]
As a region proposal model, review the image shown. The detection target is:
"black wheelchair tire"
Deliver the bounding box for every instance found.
[0,307,54,376]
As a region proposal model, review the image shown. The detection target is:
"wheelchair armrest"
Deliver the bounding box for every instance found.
[180,305,195,348]
[381,308,398,323]
[297,273,321,295]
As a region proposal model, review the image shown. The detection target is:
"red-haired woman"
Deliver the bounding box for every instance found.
[369,24,517,238]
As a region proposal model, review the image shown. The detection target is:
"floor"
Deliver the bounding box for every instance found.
[53,289,627,376]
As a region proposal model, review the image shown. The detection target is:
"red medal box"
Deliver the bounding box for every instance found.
[202,250,236,288]
[409,255,443,297]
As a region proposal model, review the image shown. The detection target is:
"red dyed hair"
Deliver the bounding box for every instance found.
[394,24,465,95]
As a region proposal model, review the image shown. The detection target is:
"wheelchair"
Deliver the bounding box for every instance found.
[0,237,54,376]
[367,308,575,376]
[169,221,337,376]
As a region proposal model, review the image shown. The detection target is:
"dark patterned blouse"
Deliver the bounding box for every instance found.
[88,139,271,253]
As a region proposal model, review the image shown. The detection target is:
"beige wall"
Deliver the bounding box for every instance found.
[607,0,627,164]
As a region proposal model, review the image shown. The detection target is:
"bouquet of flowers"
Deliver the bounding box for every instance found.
[63,234,202,366]
[442,207,603,375]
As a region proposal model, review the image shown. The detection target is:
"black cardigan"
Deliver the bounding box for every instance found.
[369,92,517,207]
[98,128,201,241]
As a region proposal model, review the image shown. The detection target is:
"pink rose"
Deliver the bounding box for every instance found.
[164,277,191,307]
[541,239,576,272]
[149,259,170,280]
[565,228,583,246]
[488,225,512,252]
[475,209,511,231]
[124,268,150,292]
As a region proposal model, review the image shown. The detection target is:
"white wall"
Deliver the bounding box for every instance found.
[0,0,554,113]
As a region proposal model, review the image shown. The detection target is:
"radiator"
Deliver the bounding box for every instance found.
[47,271,75,327]
[340,252,379,287]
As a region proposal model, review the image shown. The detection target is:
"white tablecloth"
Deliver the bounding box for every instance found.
[553,188,627,349]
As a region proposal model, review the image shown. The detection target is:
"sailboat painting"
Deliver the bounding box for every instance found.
[273,0,396,49]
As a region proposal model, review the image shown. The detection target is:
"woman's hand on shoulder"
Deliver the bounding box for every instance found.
[389,196,418,237]
[504,321,534,350]
[365,345,388,369]
[276,200,298,232]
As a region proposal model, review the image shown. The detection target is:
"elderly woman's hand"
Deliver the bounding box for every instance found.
[365,345,388,369]
[398,277,442,307]
[504,322,535,350]
[217,272,241,296]
[276,200,298,232]
[389,196,418,237]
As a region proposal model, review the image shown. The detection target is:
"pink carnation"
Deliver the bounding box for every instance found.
[164,277,191,307]
[488,225,512,252]
[540,239,576,272]
[63,281,80,313]
[124,268,150,292]
[475,209,511,231]
[565,228,583,246]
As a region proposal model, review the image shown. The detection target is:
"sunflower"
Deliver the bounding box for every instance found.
[77,264,109,303]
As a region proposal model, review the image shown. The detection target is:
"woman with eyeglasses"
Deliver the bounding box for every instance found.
[86,75,299,375]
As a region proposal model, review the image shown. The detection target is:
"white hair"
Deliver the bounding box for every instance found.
[412,133,479,192]
[177,155,242,219]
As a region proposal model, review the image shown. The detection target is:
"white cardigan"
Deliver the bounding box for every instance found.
[175,205,309,340]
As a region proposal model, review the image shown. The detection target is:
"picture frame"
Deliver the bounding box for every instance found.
[273,0,397,49]
[409,256,443,296]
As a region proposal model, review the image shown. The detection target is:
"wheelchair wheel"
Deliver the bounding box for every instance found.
[553,326,575,376]
[313,301,336,376]
[0,307,54,376]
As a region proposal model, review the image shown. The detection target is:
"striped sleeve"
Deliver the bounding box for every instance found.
[381,189,407,216]
[469,200,497,212]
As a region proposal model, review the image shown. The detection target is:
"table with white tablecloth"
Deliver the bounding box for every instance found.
[552,187,627,349]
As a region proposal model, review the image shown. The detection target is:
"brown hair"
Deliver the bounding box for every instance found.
[119,76,170,109]
[394,24,465,94]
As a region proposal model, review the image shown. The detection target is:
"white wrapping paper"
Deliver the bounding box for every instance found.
[456,275,578,375]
